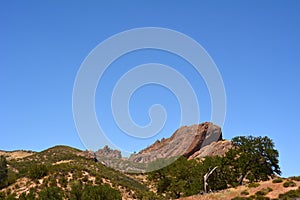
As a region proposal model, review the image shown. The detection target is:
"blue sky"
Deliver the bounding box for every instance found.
[1,1,299,177]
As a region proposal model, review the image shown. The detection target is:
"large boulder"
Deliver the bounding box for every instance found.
[129,122,223,163]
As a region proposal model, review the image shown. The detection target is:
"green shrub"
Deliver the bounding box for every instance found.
[81,184,121,200]
[58,176,68,188]
[38,186,63,200]
[231,197,252,200]
[255,187,272,196]
[267,187,273,192]
[278,187,300,199]
[28,164,48,180]
[290,176,300,181]
[255,196,270,200]
[6,194,17,200]
[256,190,267,196]
[82,175,88,182]
[283,180,296,188]
[248,182,260,188]
[241,190,249,195]
[272,178,283,183]
[0,192,6,199]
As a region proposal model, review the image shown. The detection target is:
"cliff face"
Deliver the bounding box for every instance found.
[129,122,225,163]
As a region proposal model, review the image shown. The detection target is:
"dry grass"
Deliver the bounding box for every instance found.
[0,150,35,160]
[181,178,300,200]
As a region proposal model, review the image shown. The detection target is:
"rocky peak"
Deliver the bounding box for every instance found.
[95,145,122,159]
[129,122,223,163]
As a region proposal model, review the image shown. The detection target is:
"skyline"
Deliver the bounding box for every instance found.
[1,1,300,177]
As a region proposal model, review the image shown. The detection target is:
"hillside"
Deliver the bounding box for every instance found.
[0,145,159,199]
[0,150,35,161]
[1,123,299,199]
[181,177,300,200]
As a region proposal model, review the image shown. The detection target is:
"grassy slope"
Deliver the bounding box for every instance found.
[1,145,157,199]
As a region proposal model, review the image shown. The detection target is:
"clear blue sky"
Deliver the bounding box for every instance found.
[1,1,299,177]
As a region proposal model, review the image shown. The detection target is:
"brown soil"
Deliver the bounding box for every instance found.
[181,179,300,200]
[0,150,35,160]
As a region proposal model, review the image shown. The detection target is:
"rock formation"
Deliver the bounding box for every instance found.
[78,150,94,159]
[129,122,224,163]
[95,145,122,159]
[188,140,232,159]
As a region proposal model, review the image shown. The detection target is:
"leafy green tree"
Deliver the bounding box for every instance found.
[197,155,230,191]
[0,155,8,189]
[147,135,281,196]
[148,156,202,198]
[229,136,281,185]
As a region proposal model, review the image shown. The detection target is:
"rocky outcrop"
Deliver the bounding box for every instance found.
[129,122,223,163]
[188,140,232,159]
[79,150,95,159]
[95,145,122,159]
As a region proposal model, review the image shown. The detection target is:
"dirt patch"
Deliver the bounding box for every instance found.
[52,160,73,165]
[181,179,300,200]
[0,150,35,160]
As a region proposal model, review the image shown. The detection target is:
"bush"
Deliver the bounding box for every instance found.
[0,192,6,199]
[290,176,300,181]
[19,189,35,200]
[278,187,300,199]
[248,182,260,188]
[231,197,252,200]
[28,164,48,180]
[255,196,269,200]
[81,184,121,200]
[283,180,296,188]
[255,187,273,196]
[38,186,63,200]
[272,178,283,183]
[241,190,249,195]
[58,176,68,188]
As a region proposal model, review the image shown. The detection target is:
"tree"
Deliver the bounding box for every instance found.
[229,135,281,185]
[197,155,230,191]
[203,166,218,193]
[146,135,281,196]
[148,156,202,198]
[0,155,8,189]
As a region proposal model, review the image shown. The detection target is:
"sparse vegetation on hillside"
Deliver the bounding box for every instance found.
[278,186,300,199]
[0,146,159,200]
[283,180,296,188]
[0,156,8,189]
[0,135,293,200]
